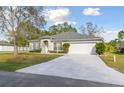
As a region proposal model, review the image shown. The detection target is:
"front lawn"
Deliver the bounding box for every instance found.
[0,52,62,71]
[100,53,124,73]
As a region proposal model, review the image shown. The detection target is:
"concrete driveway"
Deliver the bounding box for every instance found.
[17,54,124,85]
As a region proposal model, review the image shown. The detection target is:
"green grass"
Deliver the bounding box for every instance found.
[100,52,124,73]
[0,52,62,71]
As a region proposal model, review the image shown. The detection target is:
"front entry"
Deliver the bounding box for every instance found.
[42,40,49,53]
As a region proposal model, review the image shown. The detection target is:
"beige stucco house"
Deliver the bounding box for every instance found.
[29,31,102,54]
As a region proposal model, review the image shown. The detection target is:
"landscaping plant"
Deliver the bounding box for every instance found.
[62,43,70,53]
[105,43,116,53]
[95,42,106,55]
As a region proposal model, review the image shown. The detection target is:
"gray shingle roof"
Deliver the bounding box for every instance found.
[38,31,102,42]
[40,35,53,39]
[52,32,102,42]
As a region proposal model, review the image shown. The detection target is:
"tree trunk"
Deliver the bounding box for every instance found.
[11,6,18,56]
[121,41,123,48]
[13,35,18,56]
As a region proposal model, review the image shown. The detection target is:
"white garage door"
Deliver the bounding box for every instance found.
[68,43,96,54]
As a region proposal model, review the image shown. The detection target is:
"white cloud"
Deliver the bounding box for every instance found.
[44,8,76,25]
[83,8,102,16]
[100,29,120,42]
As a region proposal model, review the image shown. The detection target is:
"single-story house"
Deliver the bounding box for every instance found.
[29,31,102,54]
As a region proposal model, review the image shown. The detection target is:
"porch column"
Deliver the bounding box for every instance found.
[56,43,59,53]
[40,41,43,53]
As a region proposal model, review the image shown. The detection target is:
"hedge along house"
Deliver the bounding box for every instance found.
[29,31,102,54]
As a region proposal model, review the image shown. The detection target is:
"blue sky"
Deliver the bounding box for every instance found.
[45,6,124,29]
[44,6,124,42]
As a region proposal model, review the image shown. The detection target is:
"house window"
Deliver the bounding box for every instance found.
[54,42,62,51]
[54,43,57,50]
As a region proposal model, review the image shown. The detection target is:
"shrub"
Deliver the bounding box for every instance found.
[29,49,41,53]
[105,44,116,53]
[95,43,106,55]
[62,43,70,53]
[49,50,64,53]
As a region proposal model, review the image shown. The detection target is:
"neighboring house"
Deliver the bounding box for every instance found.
[0,41,14,51]
[29,31,102,54]
[0,41,29,52]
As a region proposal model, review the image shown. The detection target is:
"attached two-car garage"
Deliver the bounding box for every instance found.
[68,42,96,55]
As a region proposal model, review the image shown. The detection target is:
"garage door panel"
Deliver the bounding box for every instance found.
[68,43,96,54]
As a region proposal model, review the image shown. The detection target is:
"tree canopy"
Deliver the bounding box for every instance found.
[80,22,104,37]
[0,6,46,55]
[9,21,50,47]
[118,30,124,41]
[49,22,77,35]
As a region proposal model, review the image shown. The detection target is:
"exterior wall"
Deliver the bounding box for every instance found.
[49,41,54,51]
[29,41,40,51]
